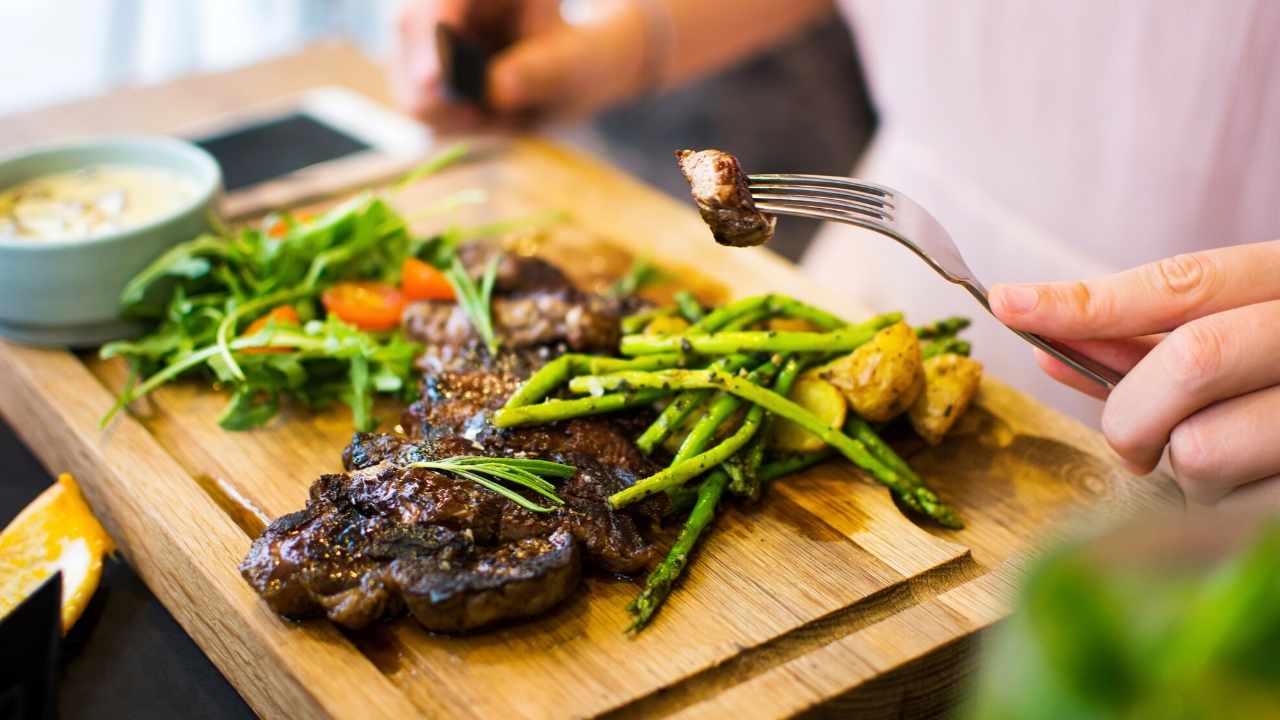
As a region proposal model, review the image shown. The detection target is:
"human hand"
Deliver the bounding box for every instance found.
[989,240,1280,509]
[391,0,652,128]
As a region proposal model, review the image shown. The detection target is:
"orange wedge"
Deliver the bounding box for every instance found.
[0,473,114,632]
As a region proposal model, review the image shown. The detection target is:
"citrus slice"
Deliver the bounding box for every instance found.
[0,473,114,632]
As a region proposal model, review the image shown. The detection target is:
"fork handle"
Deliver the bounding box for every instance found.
[961,283,1124,389]
[1012,331,1125,389]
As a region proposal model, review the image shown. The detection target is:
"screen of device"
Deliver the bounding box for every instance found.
[194,113,371,191]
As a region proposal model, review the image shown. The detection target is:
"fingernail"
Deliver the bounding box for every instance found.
[998,285,1040,315]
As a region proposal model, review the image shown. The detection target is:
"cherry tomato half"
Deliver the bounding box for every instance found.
[322,281,406,331]
[240,305,301,354]
[401,257,456,301]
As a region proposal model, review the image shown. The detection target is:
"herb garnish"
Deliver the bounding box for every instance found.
[407,456,573,512]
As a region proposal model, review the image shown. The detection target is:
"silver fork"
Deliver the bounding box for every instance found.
[748,173,1123,388]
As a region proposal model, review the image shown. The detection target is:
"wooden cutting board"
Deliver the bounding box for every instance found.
[0,46,1178,720]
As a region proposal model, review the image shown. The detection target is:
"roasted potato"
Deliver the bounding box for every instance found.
[769,372,846,453]
[908,354,984,445]
[643,314,691,335]
[821,321,924,422]
[767,317,820,333]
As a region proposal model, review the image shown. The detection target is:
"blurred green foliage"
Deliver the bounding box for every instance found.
[962,520,1280,720]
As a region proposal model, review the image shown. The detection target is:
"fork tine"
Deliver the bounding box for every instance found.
[749,186,894,216]
[754,198,892,225]
[748,173,892,199]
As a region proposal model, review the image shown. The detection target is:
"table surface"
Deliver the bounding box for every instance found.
[0,43,391,718]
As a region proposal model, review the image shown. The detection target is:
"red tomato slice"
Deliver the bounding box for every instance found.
[241,305,301,354]
[322,282,406,331]
[401,257,456,301]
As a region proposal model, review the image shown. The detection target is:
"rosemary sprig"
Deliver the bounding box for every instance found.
[443,252,502,354]
[408,456,573,512]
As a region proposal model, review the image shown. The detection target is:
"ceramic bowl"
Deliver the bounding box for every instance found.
[0,136,221,347]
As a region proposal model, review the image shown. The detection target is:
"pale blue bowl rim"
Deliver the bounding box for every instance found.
[0,134,221,251]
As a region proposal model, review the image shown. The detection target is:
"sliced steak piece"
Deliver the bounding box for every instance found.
[337,444,656,574]
[402,293,620,355]
[394,528,580,632]
[677,148,776,247]
[402,250,622,359]
[246,250,665,632]
[240,470,584,632]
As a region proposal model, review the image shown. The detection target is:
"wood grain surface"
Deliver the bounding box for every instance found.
[0,45,1180,719]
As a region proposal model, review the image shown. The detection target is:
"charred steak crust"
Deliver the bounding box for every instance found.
[676,148,777,248]
[243,252,664,632]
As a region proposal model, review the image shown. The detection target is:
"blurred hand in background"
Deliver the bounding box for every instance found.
[389,0,833,128]
[390,0,649,128]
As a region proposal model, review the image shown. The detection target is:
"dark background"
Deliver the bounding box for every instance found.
[0,17,873,718]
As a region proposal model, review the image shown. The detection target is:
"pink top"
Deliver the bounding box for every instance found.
[804,0,1280,422]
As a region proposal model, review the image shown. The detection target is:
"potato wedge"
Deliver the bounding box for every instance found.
[769,372,846,453]
[766,317,820,333]
[643,314,691,335]
[821,321,924,422]
[909,354,984,445]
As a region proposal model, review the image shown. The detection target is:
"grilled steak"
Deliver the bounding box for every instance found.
[403,246,622,363]
[242,251,662,633]
[677,148,776,247]
[239,469,582,631]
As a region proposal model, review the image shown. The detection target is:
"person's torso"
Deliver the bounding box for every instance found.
[805,0,1280,422]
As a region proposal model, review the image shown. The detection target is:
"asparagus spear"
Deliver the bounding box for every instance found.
[502,353,687,412]
[764,296,849,331]
[610,403,764,508]
[632,305,770,454]
[635,353,756,454]
[921,336,972,359]
[730,356,804,497]
[844,415,935,500]
[493,389,669,427]
[503,355,576,408]
[915,316,971,340]
[581,369,961,527]
[673,356,784,463]
[621,307,678,334]
[627,469,728,631]
[674,291,705,323]
[619,313,901,356]
[686,294,773,334]
[758,449,835,481]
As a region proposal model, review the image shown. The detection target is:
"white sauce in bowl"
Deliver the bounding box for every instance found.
[0,164,197,242]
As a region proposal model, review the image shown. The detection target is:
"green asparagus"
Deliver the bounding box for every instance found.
[758,450,835,482]
[493,389,669,427]
[503,355,576,408]
[621,307,677,334]
[674,291,705,323]
[627,469,728,631]
[577,368,961,527]
[673,356,784,463]
[610,403,764,508]
[731,356,803,496]
[921,336,972,359]
[619,313,901,356]
[844,414,941,512]
[915,316,971,339]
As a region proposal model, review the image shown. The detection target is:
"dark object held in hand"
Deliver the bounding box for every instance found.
[676,149,777,247]
[436,24,497,106]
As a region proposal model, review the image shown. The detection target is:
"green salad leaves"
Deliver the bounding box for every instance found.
[99,146,507,433]
[102,194,424,432]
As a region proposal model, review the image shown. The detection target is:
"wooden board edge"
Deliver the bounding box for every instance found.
[662,563,1017,719]
[0,341,425,720]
